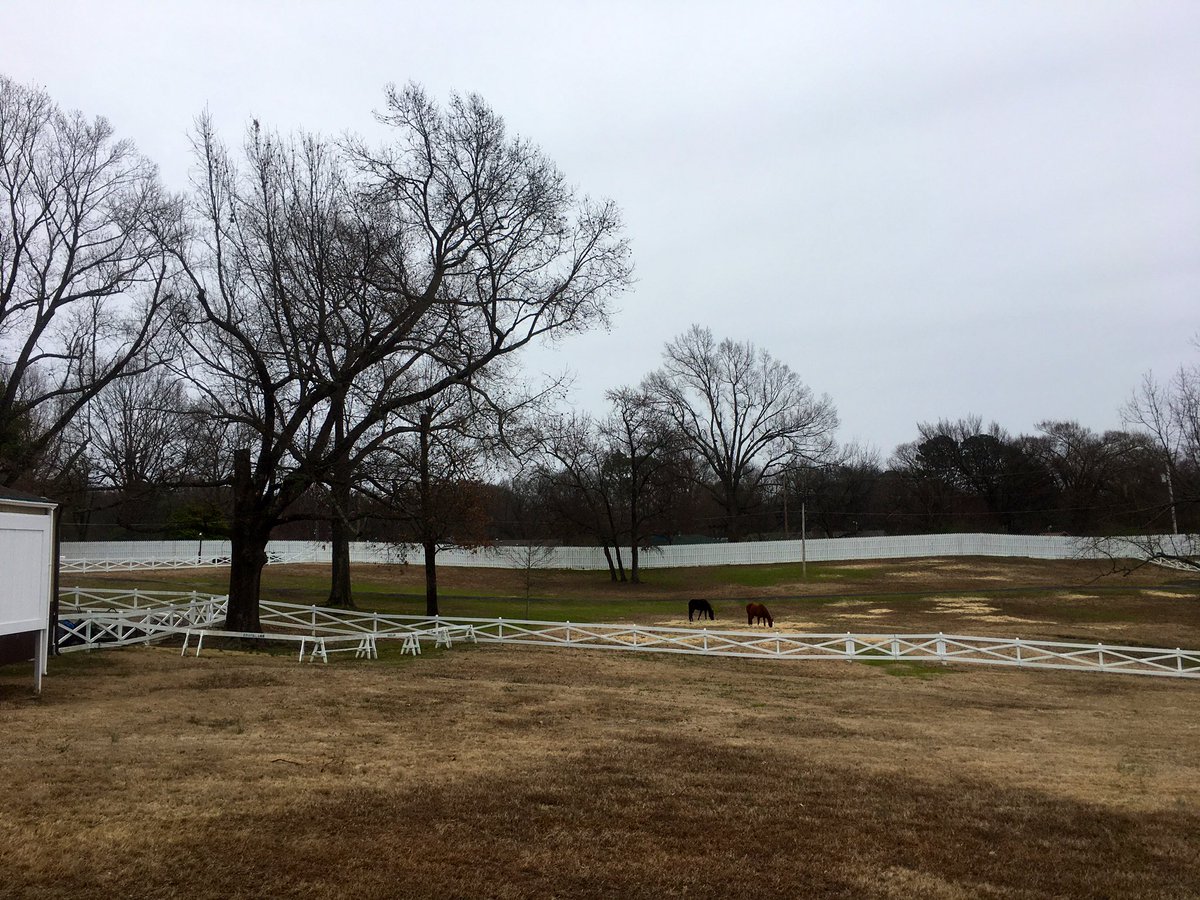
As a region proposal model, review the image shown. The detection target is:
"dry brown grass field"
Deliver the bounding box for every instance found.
[5,557,1200,898]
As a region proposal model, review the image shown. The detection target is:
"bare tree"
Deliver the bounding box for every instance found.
[505,538,555,620]
[85,363,197,490]
[178,86,630,631]
[527,411,628,580]
[1123,365,1200,534]
[361,383,498,615]
[0,76,180,487]
[1026,421,1139,534]
[785,442,882,538]
[646,325,838,540]
[1113,355,1200,568]
[601,385,680,582]
[1084,532,1200,575]
[499,471,557,617]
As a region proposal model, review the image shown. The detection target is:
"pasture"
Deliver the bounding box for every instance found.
[4,556,1199,898]
[79,555,1200,647]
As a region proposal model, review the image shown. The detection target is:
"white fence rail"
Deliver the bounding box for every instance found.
[54,588,1200,680]
[57,589,228,649]
[58,533,1199,572]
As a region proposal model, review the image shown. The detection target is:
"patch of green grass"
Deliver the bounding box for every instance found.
[370,640,476,667]
[641,562,882,589]
[347,592,682,622]
[187,714,244,733]
[48,650,122,675]
[859,659,953,679]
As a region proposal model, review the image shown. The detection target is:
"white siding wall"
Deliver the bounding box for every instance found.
[0,511,54,636]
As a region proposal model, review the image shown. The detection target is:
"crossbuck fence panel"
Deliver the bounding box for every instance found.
[55,588,1200,681]
[58,533,1198,572]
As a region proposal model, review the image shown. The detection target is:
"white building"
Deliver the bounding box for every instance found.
[0,489,58,692]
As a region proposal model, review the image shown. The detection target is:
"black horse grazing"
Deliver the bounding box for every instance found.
[688,599,715,622]
[746,602,774,627]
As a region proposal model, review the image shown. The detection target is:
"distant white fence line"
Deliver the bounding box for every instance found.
[55,588,1200,680]
[58,533,1197,573]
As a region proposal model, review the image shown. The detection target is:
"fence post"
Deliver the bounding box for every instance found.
[936,632,946,661]
[311,605,317,634]
[1179,649,1184,674]
[1098,643,1106,670]
[890,637,899,659]
[566,621,572,642]
[844,633,855,659]
[1015,638,1022,665]
[703,629,708,652]
[132,588,140,608]
[498,617,504,639]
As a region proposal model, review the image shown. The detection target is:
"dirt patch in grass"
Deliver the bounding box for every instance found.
[3,644,1199,898]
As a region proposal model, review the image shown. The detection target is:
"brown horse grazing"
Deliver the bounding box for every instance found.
[746,602,774,627]
[688,598,715,622]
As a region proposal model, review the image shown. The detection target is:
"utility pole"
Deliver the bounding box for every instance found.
[801,501,807,580]
[1162,470,1179,535]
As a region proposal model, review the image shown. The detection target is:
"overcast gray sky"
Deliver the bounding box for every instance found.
[5,0,1197,455]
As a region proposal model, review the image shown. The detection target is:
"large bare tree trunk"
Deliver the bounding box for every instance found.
[723,484,743,542]
[602,545,618,582]
[423,540,439,617]
[226,449,267,633]
[227,531,267,633]
[419,409,440,617]
[629,495,641,583]
[325,405,356,608]
[326,446,356,608]
[327,513,354,608]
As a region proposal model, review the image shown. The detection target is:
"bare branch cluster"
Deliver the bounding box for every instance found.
[645,324,838,539]
[0,75,182,486]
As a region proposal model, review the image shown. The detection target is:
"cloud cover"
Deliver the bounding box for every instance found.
[5,0,1197,452]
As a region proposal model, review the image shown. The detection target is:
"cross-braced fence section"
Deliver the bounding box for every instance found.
[59,550,316,573]
[60,555,233,572]
[463,619,1200,678]
[53,590,457,656]
[257,600,477,645]
[58,588,229,650]
[54,590,1200,679]
[256,602,1200,680]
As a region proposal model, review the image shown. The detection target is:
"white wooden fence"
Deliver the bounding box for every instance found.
[55,588,1200,680]
[57,533,1199,572]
